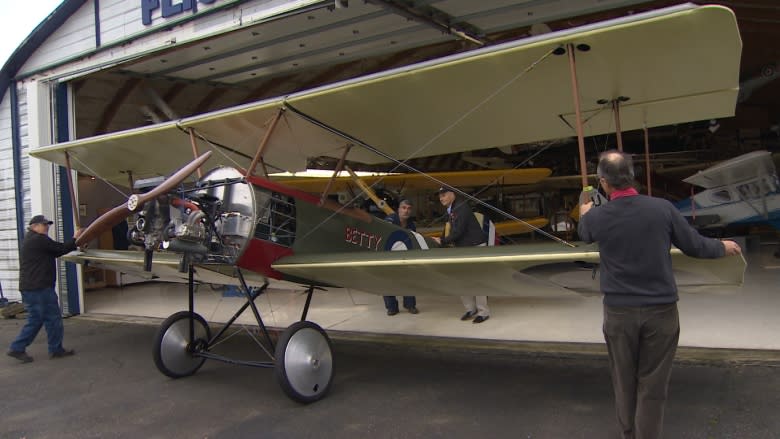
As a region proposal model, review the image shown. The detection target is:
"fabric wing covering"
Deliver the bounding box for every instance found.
[271,244,746,297]
[29,4,740,186]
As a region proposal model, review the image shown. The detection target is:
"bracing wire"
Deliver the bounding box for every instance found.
[69,155,130,199]
[288,46,576,246]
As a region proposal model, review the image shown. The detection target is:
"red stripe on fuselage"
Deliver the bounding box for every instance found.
[237,238,294,279]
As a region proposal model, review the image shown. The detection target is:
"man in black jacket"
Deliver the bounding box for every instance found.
[432,186,490,323]
[383,199,419,315]
[578,151,741,439]
[7,215,82,363]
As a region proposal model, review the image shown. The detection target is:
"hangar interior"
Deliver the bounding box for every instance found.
[15,0,779,349]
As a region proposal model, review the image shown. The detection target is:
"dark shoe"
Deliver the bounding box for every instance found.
[460,311,476,321]
[386,309,399,316]
[472,315,490,324]
[50,349,75,359]
[7,350,33,363]
[406,307,419,314]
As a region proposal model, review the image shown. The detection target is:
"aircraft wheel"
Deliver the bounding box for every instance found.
[274,321,334,403]
[153,311,211,378]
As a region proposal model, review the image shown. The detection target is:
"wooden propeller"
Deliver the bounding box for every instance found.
[75,151,213,247]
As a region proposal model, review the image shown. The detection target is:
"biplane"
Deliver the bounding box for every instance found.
[29,4,746,403]
[675,150,780,232]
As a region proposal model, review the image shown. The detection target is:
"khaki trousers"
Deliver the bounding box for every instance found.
[461,242,489,317]
[603,303,679,439]
[460,296,489,317]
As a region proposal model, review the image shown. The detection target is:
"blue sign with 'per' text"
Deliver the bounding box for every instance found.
[141,0,219,26]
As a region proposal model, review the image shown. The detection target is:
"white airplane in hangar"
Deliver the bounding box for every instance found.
[676,150,780,234]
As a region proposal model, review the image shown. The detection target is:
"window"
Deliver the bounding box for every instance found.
[255,191,296,246]
[710,189,732,203]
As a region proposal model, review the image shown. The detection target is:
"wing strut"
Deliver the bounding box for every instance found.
[564,43,590,190]
[613,99,624,152]
[187,128,203,179]
[345,165,394,216]
[319,144,352,207]
[63,152,80,228]
[246,109,284,178]
[643,125,652,196]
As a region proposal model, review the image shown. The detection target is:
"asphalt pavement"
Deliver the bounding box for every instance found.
[1,316,779,439]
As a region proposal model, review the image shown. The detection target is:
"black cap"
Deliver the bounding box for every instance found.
[438,185,455,194]
[29,215,53,226]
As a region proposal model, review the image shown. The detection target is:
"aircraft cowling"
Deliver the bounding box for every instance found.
[129,166,298,275]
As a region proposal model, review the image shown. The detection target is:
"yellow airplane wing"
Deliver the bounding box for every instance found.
[274,168,553,194]
[419,217,549,239]
[495,217,549,236]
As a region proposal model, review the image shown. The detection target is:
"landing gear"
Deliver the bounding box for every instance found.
[152,311,211,378]
[275,321,334,403]
[151,264,333,403]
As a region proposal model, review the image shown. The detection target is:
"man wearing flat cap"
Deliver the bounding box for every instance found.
[7,215,82,363]
[432,186,491,323]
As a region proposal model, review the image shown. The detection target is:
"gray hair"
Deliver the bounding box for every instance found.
[399,199,412,207]
[597,150,635,190]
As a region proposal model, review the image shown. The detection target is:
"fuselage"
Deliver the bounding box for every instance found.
[186,168,434,282]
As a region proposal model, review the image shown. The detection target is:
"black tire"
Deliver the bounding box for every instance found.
[274,321,334,403]
[153,311,211,378]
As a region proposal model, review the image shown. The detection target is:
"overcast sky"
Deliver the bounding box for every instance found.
[0,0,63,67]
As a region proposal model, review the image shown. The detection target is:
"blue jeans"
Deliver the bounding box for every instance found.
[383,296,416,312]
[10,288,65,354]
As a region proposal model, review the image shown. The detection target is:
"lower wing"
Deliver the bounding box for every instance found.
[272,243,746,297]
[62,250,283,289]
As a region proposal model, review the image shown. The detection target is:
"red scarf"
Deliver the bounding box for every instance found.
[609,187,639,201]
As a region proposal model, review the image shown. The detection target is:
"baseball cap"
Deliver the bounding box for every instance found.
[29,215,54,226]
[438,185,455,194]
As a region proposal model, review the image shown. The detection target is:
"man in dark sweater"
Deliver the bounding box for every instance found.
[383,199,419,315]
[7,215,82,363]
[578,151,741,439]
[432,186,490,323]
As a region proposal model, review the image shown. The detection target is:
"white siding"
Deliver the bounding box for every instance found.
[22,1,97,73]
[18,0,322,81]
[0,84,26,300]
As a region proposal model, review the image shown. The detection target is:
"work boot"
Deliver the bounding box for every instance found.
[49,349,75,359]
[7,350,33,363]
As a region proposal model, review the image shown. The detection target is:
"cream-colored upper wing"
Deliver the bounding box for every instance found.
[286,4,741,164]
[30,4,740,185]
